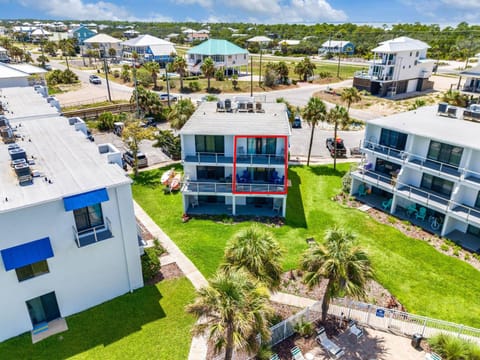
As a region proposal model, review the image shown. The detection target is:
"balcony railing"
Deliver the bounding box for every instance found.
[406,155,461,178]
[184,152,233,165]
[182,181,233,194]
[363,140,405,160]
[396,183,450,211]
[235,183,285,193]
[236,153,286,166]
[352,169,395,191]
[73,217,113,247]
[449,202,480,225]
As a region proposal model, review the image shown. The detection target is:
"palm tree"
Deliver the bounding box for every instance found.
[172,56,187,90]
[143,61,160,89]
[326,105,350,170]
[200,57,215,92]
[301,227,374,322]
[59,39,75,70]
[186,269,273,360]
[302,97,327,166]
[167,98,195,130]
[341,87,361,115]
[221,224,283,291]
[294,57,316,82]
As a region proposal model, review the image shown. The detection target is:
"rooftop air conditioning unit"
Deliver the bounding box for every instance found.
[9,147,26,161]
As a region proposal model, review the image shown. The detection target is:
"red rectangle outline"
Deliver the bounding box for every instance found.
[233,135,288,195]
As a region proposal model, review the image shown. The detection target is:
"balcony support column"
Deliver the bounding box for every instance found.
[232,196,236,216]
[282,197,287,217]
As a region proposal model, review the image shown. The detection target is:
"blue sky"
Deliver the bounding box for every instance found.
[0,0,479,25]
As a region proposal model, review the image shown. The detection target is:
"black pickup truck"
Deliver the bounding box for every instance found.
[326,137,347,157]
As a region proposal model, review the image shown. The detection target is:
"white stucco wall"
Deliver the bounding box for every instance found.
[0,184,142,341]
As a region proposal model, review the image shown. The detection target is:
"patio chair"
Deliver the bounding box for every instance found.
[406,203,417,217]
[348,320,364,339]
[270,353,280,360]
[290,346,305,360]
[316,327,345,359]
[273,198,282,213]
[425,353,442,360]
[416,207,427,221]
[358,183,367,197]
[382,198,393,211]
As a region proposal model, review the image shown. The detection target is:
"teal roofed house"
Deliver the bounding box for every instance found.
[71,25,96,45]
[187,39,249,75]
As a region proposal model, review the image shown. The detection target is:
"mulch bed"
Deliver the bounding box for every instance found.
[136,217,155,241]
[146,263,184,286]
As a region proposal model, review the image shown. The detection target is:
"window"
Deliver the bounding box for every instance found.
[420,173,454,197]
[73,204,104,232]
[195,135,224,154]
[379,129,407,150]
[246,137,277,155]
[427,141,463,168]
[375,158,401,176]
[16,260,49,282]
[416,51,419,57]
[475,192,480,209]
[410,52,412,56]
[197,166,224,180]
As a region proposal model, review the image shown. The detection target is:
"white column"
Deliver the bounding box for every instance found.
[282,197,287,217]
[232,196,236,216]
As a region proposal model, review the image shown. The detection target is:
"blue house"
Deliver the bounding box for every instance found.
[71,25,96,45]
[319,40,355,55]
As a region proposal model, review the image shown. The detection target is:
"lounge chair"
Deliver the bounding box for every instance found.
[425,353,442,360]
[382,198,393,211]
[416,207,427,221]
[358,183,367,197]
[290,346,305,360]
[348,320,363,339]
[316,327,345,359]
[406,203,417,217]
[270,353,280,360]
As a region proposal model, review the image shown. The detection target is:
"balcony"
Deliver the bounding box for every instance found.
[184,152,233,165]
[351,169,395,192]
[236,153,286,166]
[449,203,480,227]
[73,217,113,247]
[406,155,461,179]
[182,181,233,194]
[362,141,405,161]
[464,170,480,186]
[396,184,450,212]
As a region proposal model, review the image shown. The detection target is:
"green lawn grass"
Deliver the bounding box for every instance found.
[0,277,196,359]
[132,164,480,327]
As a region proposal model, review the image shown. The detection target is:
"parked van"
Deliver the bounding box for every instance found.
[123,150,148,168]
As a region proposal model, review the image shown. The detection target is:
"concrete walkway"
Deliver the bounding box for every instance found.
[270,292,317,308]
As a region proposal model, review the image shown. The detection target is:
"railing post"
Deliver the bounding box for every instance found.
[457,324,464,338]
[421,318,427,337]
[366,304,371,326]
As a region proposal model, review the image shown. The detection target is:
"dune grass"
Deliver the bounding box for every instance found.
[132,164,480,327]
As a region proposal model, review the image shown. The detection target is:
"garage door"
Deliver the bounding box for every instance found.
[407,79,417,93]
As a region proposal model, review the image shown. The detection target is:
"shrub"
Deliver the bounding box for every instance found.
[293,317,314,337]
[153,238,166,257]
[387,216,396,224]
[464,253,470,261]
[341,167,353,193]
[136,68,153,87]
[428,333,475,360]
[97,111,115,131]
[141,247,160,282]
[113,70,120,78]
[214,69,225,81]
[189,81,201,92]
[440,244,449,252]
[318,71,332,79]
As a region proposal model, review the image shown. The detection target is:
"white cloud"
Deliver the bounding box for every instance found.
[18,0,135,20]
[440,0,480,9]
[280,0,347,22]
[176,0,213,7]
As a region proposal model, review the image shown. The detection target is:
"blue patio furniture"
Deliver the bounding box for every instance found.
[358,183,367,197]
[406,204,417,217]
[416,207,427,221]
[236,174,246,184]
[382,198,393,211]
[276,175,285,185]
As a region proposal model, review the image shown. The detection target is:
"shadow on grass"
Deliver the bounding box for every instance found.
[307,165,347,178]
[1,286,165,359]
[285,168,307,228]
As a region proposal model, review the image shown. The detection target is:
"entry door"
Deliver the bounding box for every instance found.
[26,292,60,325]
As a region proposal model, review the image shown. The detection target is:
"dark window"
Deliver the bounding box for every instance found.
[475,192,480,209]
[379,129,407,150]
[427,141,463,168]
[420,173,454,197]
[197,166,224,180]
[198,195,225,203]
[16,260,49,282]
[195,135,224,154]
[375,158,401,176]
[73,204,104,231]
[416,51,419,57]
[249,168,275,182]
[247,137,277,155]
[467,225,480,237]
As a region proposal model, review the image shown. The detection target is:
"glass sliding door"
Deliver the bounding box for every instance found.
[427,141,463,168]
[26,292,60,326]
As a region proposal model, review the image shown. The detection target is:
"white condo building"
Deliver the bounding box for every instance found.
[180,99,290,217]
[351,104,480,252]
[0,86,143,342]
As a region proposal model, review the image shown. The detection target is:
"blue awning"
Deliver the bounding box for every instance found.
[1,237,54,271]
[63,188,109,211]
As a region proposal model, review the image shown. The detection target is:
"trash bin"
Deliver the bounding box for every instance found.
[411,333,422,348]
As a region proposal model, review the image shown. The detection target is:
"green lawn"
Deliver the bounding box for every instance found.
[132,164,480,327]
[0,278,196,359]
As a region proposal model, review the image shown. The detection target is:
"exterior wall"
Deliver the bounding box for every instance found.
[455,186,478,207]
[0,77,29,88]
[187,53,248,70]
[0,184,142,341]
[182,135,196,157]
[225,136,234,156]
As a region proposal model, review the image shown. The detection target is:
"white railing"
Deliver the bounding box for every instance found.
[362,140,405,160]
[236,153,286,166]
[235,183,285,193]
[449,201,480,224]
[73,217,112,247]
[352,169,395,191]
[184,152,231,164]
[182,181,233,194]
[395,182,450,211]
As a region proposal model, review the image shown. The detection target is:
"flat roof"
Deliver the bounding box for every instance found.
[367,105,480,151]
[0,87,130,213]
[0,64,29,79]
[179,102,291,136]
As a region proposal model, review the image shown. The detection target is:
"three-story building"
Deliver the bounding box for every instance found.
[351,104,480,251]
[180,98,290,217]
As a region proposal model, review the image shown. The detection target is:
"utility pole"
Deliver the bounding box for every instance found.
[336,34,341,78]
[102,47,112,102]
[133,61,140,117]
[250,54,253,97]
[166,66,171,108]
[258,44,263,86]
